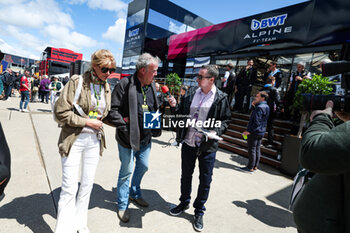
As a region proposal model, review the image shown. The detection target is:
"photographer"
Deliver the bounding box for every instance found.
[293,100,350,233]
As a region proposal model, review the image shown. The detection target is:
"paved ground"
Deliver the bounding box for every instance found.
[0,96,297,233]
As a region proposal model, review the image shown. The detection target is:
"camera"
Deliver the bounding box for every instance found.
[303,44,350,112]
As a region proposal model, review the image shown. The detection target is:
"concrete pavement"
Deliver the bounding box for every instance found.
[0,96,297,233]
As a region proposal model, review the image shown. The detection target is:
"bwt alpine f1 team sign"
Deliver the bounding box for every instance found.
[244,14,291,43]
[233,0,314,51]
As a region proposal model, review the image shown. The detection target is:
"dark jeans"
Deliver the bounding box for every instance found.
[247,134,263,169]
[20,91,30,110]
[266,111,276,144]
[41,90,49,103]
[179,143,216,216]
[4,85,12,100]
[235,85,252,112]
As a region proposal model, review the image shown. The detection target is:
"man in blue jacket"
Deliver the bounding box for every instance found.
[242,91,270,172]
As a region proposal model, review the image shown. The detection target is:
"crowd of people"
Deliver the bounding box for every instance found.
[0,68,68,111]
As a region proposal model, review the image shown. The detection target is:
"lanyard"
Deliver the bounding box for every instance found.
[92,83,102,110]
[141,86,148,105]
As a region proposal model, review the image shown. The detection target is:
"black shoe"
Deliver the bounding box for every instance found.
[129,196,149,207]
[169,203,189,216]
[193,215,203,232]
[240,166,254,172]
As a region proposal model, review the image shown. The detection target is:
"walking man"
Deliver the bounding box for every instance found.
[242,91,270,172]
[105,53,165,223]
[167,65,231,231]
[19,70,31,112]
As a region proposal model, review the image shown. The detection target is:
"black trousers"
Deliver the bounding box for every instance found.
[266,111,276,144]
[247,134,263,169]
[179,143,216,216]
[235,85,252,112]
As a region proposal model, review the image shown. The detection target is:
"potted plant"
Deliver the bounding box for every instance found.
[290,74,334,137]
[163,73,182,129]
[165,72,182,97]
[281,74,334,176]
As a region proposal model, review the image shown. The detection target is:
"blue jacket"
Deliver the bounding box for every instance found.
[247,101,270,136]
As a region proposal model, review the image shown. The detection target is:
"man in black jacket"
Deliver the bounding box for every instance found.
[2,68,14,101]
[167,65,231,232]
[234,59,257,113]
[284,61,311,119]
[222,63,236,108]
[105,53,163,223]
[262,61,282,88]
[260,76,280,147]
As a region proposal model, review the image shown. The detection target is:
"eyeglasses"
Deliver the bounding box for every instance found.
[197,75,211,80]
[101,67,116,74]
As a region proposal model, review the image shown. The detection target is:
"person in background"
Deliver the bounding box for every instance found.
[39,75,50,104]
[49,76,63,112]
[241,91,270,172]
[284,61,311,119]
[105,53,163,223]
[180,86,188,97]
[263,61,282,88]
[2,68,14,101]
[54,49,114,233]
[222,63,236,107]
[234,59,257,113]
[19,70,31,112]
[62,76,69,86]
[260,76,280,147]
[14,72,20,96]
[168,65,231,232]
[31,75,40,102]
[0,73,3,99]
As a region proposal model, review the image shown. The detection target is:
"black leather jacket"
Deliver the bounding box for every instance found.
[175,86,231,154]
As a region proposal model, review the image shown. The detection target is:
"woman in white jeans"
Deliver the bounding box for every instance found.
[54,49,115,233]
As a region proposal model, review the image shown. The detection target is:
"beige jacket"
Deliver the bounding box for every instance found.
[54,71,111,156]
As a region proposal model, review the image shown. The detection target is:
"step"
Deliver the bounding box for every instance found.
[273,119,294,128]
[222,135,278,157]
[225,129,282,149]
[231,112,294,130]
[232,112,250,120]
[228,122,291,136]
[219,141,281,168]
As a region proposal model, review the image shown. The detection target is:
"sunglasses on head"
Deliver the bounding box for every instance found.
[101,67,115,73]
[197,75,211,80]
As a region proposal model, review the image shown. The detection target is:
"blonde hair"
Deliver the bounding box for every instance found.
[91,49,116,68]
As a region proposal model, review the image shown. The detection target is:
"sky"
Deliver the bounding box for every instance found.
[0,0,308,66]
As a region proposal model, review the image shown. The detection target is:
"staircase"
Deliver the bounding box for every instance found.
[219,112,294,168]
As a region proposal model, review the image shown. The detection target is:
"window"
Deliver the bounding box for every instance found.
[148,9,193,35]
[126,9,145,29]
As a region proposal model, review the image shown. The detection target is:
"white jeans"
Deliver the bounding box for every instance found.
[55,133,100,233]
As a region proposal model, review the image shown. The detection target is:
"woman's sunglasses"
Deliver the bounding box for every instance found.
[101,67,116,73]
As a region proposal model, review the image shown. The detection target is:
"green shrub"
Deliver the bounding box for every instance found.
[165,73,182,96]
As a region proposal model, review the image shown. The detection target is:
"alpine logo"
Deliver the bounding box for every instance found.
[251,14,288,31]
[129,28,139,37]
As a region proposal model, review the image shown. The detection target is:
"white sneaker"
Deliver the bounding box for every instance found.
[23,109,29,113]
[19,109,23,112]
